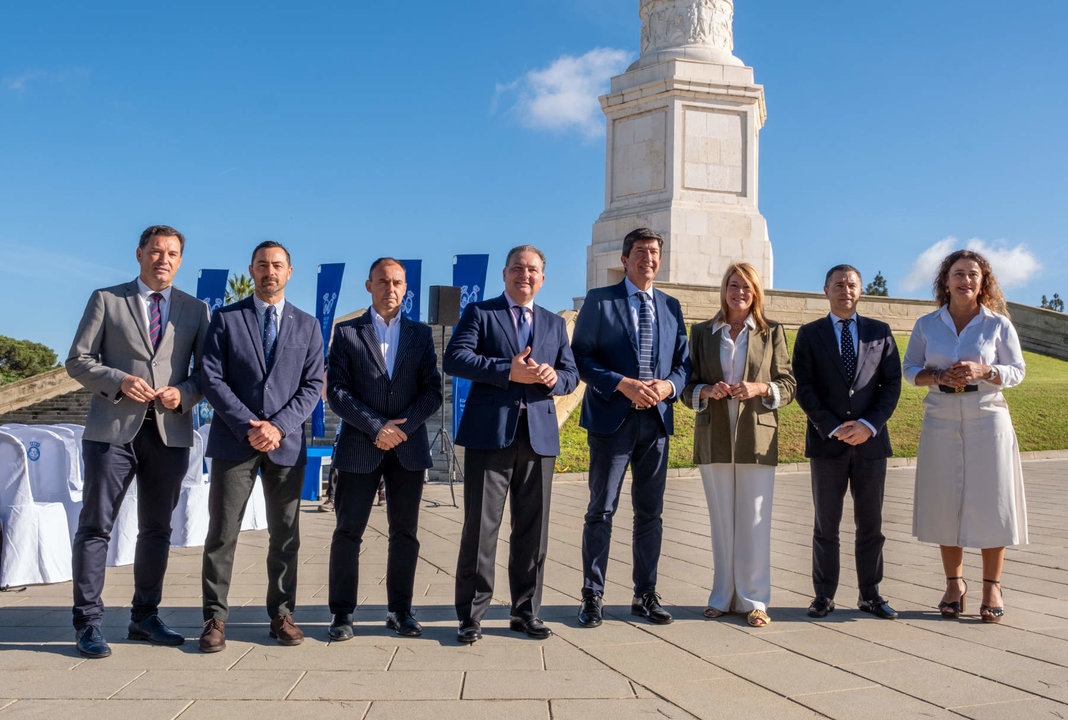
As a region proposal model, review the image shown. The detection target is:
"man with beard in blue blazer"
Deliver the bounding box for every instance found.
[571,227,690,629]
[198,241,324,652]
[444,245,579,644]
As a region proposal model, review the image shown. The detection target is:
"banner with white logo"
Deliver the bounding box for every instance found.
[312,263,345,438]
[399,259,421,322]
[451,254,489,436]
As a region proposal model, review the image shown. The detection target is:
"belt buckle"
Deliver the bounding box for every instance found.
[954,386,965,393]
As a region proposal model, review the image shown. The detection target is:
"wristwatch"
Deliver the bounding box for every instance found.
[986,366,999,381]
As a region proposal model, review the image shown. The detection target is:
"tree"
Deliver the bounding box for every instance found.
[864,271,888,296]
[0,335,59,384]
[225,273,255,303]
[1040,293,1064,312]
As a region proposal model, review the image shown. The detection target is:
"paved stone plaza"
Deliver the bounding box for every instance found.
[1,458,1066,719]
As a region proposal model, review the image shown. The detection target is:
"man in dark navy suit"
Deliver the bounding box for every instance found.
[198,241,324,652]
[324,258,442,640]
[793,265,901,620]
[571,228,690,628]
[444,245,579,643]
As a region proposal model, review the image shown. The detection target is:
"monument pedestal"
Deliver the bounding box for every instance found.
[588,0,772,291]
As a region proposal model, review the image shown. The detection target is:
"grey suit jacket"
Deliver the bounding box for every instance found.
[66,279,210,447]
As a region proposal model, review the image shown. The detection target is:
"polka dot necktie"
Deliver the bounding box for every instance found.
[839,318,856,383]
[514,305,531,350]
[263,305,277,371]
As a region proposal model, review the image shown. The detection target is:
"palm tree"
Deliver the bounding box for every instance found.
[225,273,255,304]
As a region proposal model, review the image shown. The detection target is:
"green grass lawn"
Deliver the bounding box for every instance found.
[556,331,1068,473]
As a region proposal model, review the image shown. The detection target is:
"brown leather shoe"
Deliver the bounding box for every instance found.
[199,618,226,653]
[269,614,304,646]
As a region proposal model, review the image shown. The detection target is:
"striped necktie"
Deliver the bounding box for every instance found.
[637,292,654,381]
[149,293,163,350]
[839,318,856,383]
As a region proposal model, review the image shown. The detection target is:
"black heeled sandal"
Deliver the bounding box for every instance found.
[980,579,1004,623]
[938,576,967,619]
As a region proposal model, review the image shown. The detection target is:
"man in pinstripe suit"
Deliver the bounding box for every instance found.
[325,258,442,640]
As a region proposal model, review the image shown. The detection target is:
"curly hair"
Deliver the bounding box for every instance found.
[934,249,1008,317]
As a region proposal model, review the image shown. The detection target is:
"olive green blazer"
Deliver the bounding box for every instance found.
[681,319,796,466]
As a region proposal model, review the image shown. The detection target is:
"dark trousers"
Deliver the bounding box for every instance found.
[455,415,554,623]
[582,409,668,598]
[328,452,424,615]
[811,451,887,601]
[202,453,304,621]
[72,421,188,629]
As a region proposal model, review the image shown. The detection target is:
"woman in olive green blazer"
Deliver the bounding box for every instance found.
[682,262,795,626]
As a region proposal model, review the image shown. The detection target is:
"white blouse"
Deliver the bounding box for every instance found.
[691,315,782,411]
[903,305,1025,389]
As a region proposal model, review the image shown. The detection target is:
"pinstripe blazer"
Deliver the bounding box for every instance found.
[327,311,442,474]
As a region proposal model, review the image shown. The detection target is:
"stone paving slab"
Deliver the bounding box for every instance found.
[1,458,1066,719]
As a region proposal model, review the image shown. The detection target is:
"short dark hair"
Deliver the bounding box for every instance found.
[368,257,405,280]
[504,245,546,271]
[622,228,663,256]
[824,264,861,288]
[139,225,185,253]
[251,240,291,265]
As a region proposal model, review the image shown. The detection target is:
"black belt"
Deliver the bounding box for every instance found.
[938,384,978,394]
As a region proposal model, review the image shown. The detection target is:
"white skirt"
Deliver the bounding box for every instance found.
[912,389,1028,548]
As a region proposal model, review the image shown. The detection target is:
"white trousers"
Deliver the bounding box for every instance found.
[699,462,775,612]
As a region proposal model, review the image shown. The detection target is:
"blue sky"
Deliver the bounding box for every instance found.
[2,1,1065,357]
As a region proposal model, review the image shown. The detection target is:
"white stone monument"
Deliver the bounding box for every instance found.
[587,0,772,290]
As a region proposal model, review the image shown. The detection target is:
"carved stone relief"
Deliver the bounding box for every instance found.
[639,0,734,56]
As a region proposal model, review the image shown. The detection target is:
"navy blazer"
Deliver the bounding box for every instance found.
[443,294,579,456]
[200,296,325,467]
[327,312,442,474]
[792,314,902,459]
[571,281,690,435]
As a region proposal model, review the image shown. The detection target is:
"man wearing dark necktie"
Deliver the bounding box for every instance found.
[444,245,579,643]
[571,228,690,628]
[65,225,210,658]
[324,258,442,640]
[197,241,324,651]
[793,265,902,620]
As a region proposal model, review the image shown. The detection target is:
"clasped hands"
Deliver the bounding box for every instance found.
[830,420,873,445]
[934,360,989,388]
[120,375,181,409]
[509,347,557,387]
[618,377,673,409]
[699,381,769,402]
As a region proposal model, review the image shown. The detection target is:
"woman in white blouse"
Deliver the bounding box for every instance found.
[903,250,1027,623]
[682,262,795,627]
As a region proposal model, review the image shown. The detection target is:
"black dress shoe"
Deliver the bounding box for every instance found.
[75,625,111,658]
[457,620,482,644]
[128,615,185,646]
[807,597,835,618]
[386,611,423,637]
[578,595,603,628]
[328,613,354,641]
[509,617,553,639]
[858,597,898,620]
[631,592,673,624]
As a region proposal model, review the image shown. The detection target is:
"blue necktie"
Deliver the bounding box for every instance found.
[263,305,277,371]
[515,305,531,350]
[839,318,856,383]
[637,292,654,381]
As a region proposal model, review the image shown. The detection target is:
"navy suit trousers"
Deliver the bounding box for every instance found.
[73,420,187,628]
[582,409,668,598]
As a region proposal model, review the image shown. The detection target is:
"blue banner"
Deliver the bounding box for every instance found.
[398,259,421,321]
[451,254,489,436]
[312,263,346,438]
[194,269,229,428]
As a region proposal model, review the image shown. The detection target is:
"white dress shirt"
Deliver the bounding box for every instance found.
[690,315,781,412]
[623,277,676,398]
[903,305,1025,389]
[370,307,402,379]
[135,277,173,336]
[252,294,286,343]
[827,312,876,438]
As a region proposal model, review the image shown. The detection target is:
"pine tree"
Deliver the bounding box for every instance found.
[864,271,889,296]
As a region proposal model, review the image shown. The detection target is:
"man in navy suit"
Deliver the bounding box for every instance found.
[444,245,579,643]
[793,265,901,620]
[325,258,442,640]
[571,228,690,628]
[198,241,324,652]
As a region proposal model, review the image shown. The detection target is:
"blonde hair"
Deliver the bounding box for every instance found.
[715,262,768,334]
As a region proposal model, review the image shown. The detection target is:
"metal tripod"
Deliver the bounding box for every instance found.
[428,324,462,507]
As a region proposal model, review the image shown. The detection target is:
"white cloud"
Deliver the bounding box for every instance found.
[901,236,1042,292]
[495,48,633,139]
[4,70,45,91]
[4,67,90,92]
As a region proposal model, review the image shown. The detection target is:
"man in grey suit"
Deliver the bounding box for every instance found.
[197,241,324,652]
[325,258,442,640]
[66,224,210,658]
